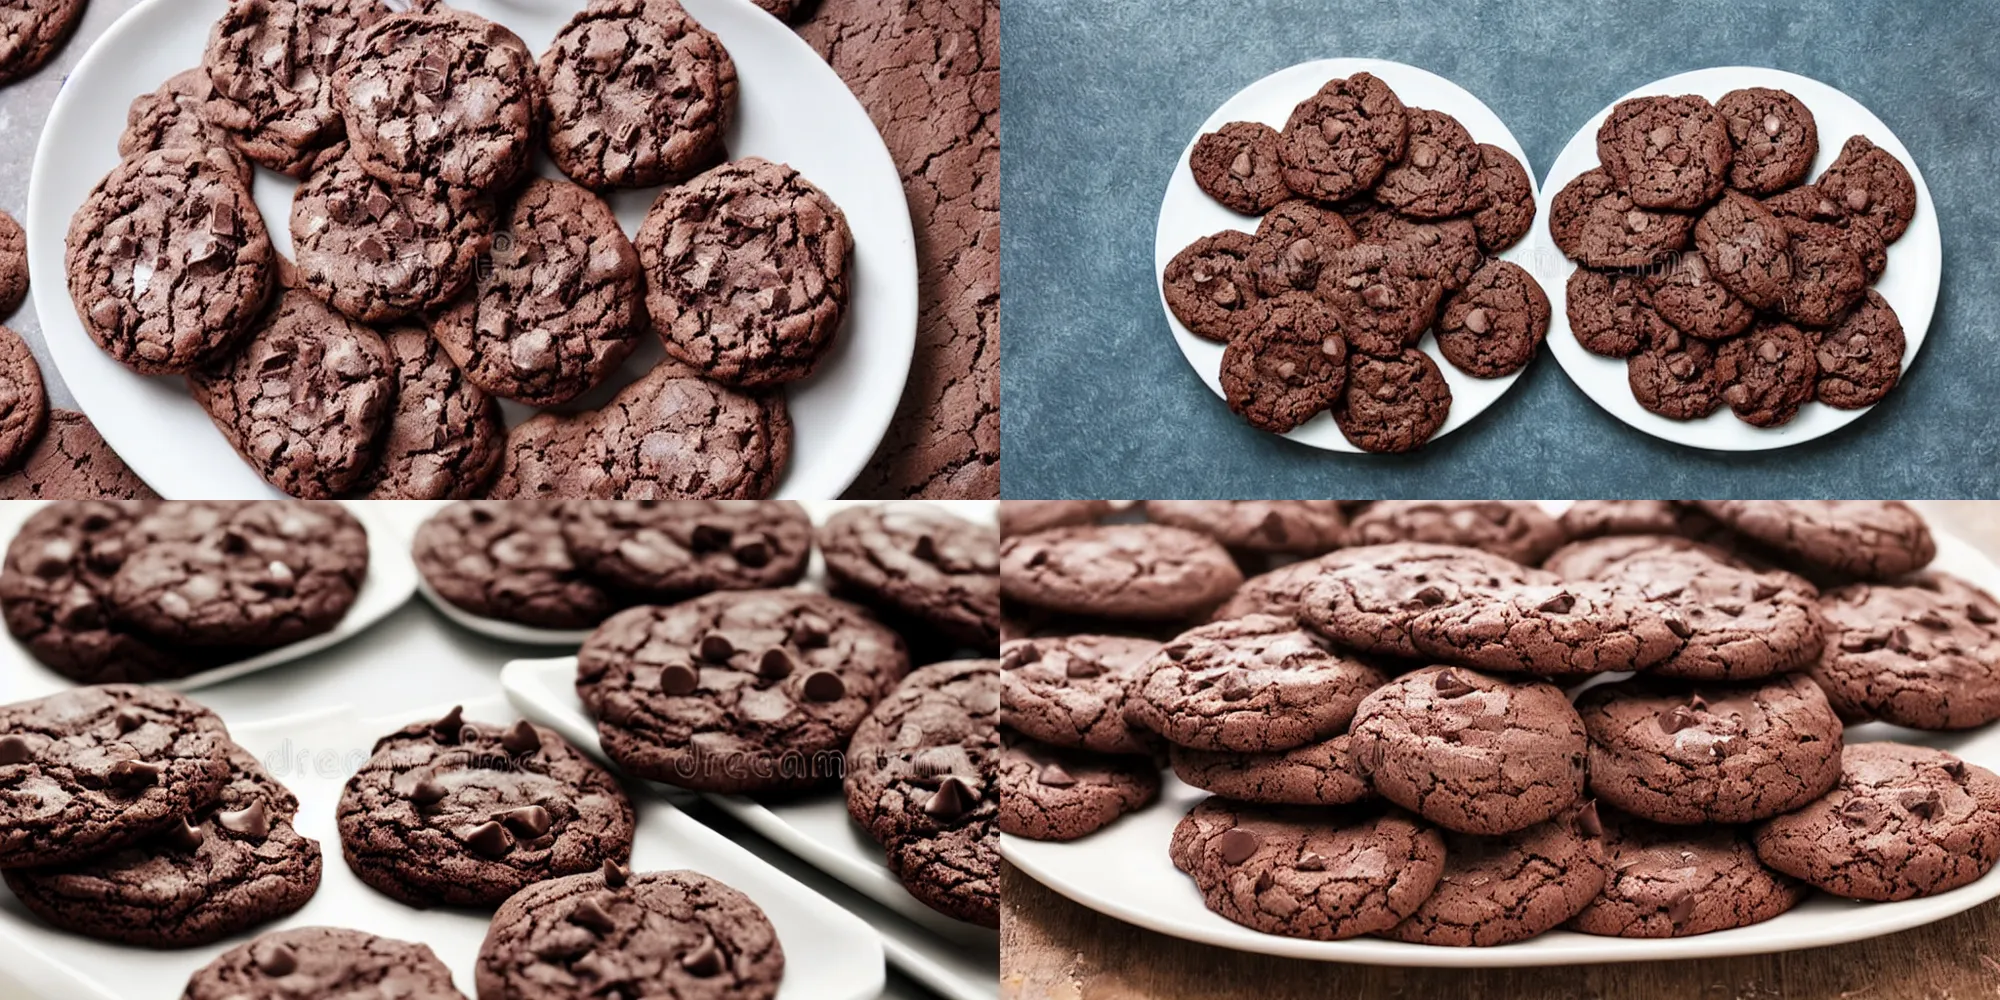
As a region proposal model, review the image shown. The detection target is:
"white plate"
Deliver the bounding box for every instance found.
[1154,59,1541,453]
[1535,66,1941,450]
[0,696,886,1000]
[1002,515,2000,967]
[502,656,999,997]
[0,500,418,699]
[25,0,917,500]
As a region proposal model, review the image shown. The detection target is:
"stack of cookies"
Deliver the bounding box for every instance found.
[1000,499,2000,945]
[65,0,851,499]
[0,500,370,683]
[1554,90,1917,426]
[1167,73,1546,452]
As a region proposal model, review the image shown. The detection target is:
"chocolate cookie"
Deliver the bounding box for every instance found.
[337,709,634,908]
[1815,134,1917,242]
[1345,501,1559,565]
[1001,634,1159,756]
[0,0,85,84]
[1645,251,1753,340]
[1556,501,1723,544]
[821,502,999,648]
[1373,108,1485,219]
[4,743,321,946]
[120,69,253,186]
[1776,216,1866,328]
[0,207,28,319]
[1408,580,1682,676]
[1168,797,1444,940]
[1142,500,1347,555]
[1568,809,1807,937]
[843,659,999,927]
[199,0,389,176]
[475,864,781,1000]
[1715,319,1816,428]
[1596,95,1731,210]
[1579,674,1843,825]
[1755,742,2000,901]
[183,927,467,1000]
[1161,229,1260,343]
[1436,261,1549,378]
[1297,542,1555,657]
[1248,199,1356,296]
[0,325,45,469]
[1540,532,1743,580]
[291,146,496,323]
[188,283,395,498]
[1551,167,1695,269]
[1716,87,1818,195]
[1340,202,1481,291]
[1351,667,1587,834]
[1170,732,1373,807]
[1315,244,1441,357]
[539,0,737,190]
[1277,73,1408,203]
[1333,348,1451,454]
[1127,615,1389,753]
[351,324,504,499]
[1628,331,1723,421]
[1566,267,1670,359]
[1192,121,1288,215]
[66,148,274,375]
[1382,807,1609,947]
[1207,550,1350,623]
[431,178,643,407]
[1695,500,1935,581]
[1811,572,2000,729]
[639,157,852,388]
[1815,290,1904,409]
[1763,185,1888,280]
[1000,500,1112,537]
[578,593,908,793]
[1692,191,1792,309]
[1469,143,1536,253]
[998,733,1157,842]
[335,6,535,197]
[559,500,813,602]
[0,685,232,869]
[1219,293,1347,433]
[999,524,1242,621]
[413,501,615,629]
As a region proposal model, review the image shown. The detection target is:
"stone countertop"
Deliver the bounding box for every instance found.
[999,0,2000,498]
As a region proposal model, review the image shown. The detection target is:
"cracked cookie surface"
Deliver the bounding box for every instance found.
[1162,229,1260,344]
[1170,732,1373,807]
[1144,501,1347,556]
[1192,121,1288,216]
[414,501,615,629]
[291,146,495,323]
[199,0,389,176]
[1569,808,1806,937]
[998,732,1157,842]
[1218,293,1349,434]
[1347,501,1563,565]
[1277,73,1407,203]
[1333,348,1451,454]
[0,325,45,471]
[119,69,253,185]
[1696,500,1934,581]
[1811,572,2000,729]
[0,0,86,84]
[1382,806,1607,946]
[1407,579,1681,676]
[1549,167,1694,269]
[1717,87,1817,195]
[1000,523,1241,621]
[561,500,812,601]
[1298,542,1555,658]
[352,325,504,499]
[1002,635,1159,755]
[0,412,158,500]
[185,926,466,1000]
[1372,108,1485,219]
[821,503,998,648]
[1596,95,1731,210]
[1814,289,1903,409]
[1128,615,1389,754]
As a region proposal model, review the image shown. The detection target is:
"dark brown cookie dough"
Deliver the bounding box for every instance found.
[1381,807,1608,947]
[1170,732,1373,807]
[1776,216,1867,328]
[821,502,998,647]
[413,500,615,629]
[1815,289,1904,409]
[1219,293,1348,434]
[1248,201,1357,297]
[1297,542,1555,658]
[1627,330,1723,421]
[188,284,394,498]
[1568,808,1807,937]
[184,927,467,1000]
[1314,244,1441,357]
[291,146,496,323]
[1549,167,1695,269]
[539,0,737,191]
[1469,143,1536,253]
[1277,73,1407,203]
[1192,121,1289,215]
[66,148,274,375]
[120,69,253,186]
[1143,500,1347,555]
[1351,666,1587,835]
[1811,572,2000,730]
[1645,251,1753,341]
[0,325,45,470]
[1340,202,1481,292]
[348,324,504,500]
[1695,500,1935,581]
[999,524,1242,621]
[0,0,86,85]
[1716,87,1818,195]
[1716,319,1816,427]
[1692,191,1792,310]
[1127,615,1389,754]
[0,210,23,320]
[1407,580,1682,676]
[1333,348,1451,454]
[1372,108,1485,219]
[1755,742,2000,901]
[199,0,389,177]
[1566,267,1670,359]
[1763,185,1888,280]
[1168,798,1444,940]
[1347,501,1564,565]
[431,178,643,407]
[1436,260,1549,379]
[1162,229,1260,343]
[1596,95,1731,210]
[998,733,1157,842]
[1815,134,1917,243]
[561,500,811,602]
[1001,634,1159,756]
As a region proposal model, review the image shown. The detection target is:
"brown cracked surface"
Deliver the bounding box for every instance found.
[1347,501,1563,566]
[1313,244,1441,358]
[1144,500,1347,556]
[0,324,46,469]
[1470,143,1536,253]
[1381,808,1607,947]
[1297,542,1555,658]
[1595,95,1731,210]
[1161,230,1260,345]
[0,209,24,319]
[1568,808,1806,938]
[291,147,496,323]
[1811,571,2000,729]
[413,500,615,629]
[1697,500,1935,581]
[1717,319,1816,428]
[119,69,253,185]
[1170,732,1373,807]
[199,0,389,176]
[1814,289,1904,410]
[1127,615,1389,754]
[1408,579,1682,676]
[1277,73,1407,204]
[559,500,812,601]
[998,732,1157,842]
[0,0,85,84]
[186,926,466,1000]
[1248,199,1356,297]
[1333,348,1451,454]
[1717,87,1818,195]
[1372,108,1486,220]
[1549,167,1694,269]
[821,502,997,647]
[351,324,504,499]
[1191,121,1287,216]
[1001,634,1160,756]
[1815,134,1916,243]
[1645,251,1753,341]
[1437,259,1548,379]
[1627,329,1723,421]
[999,524,1242,622]
[1219,293,1348,434]
[1565,267,1669,360]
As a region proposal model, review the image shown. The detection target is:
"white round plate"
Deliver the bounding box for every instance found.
[1154,59,1541,453]
[1003,510,2000,968]
[1535,66,1940,450]
[26,0,916,499]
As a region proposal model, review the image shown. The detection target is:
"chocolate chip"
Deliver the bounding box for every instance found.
[1463,308,1490,334]
[254,942,298,977]
[1763,114,1782,136]
[501,720,542,755]
[166,818,206,851]
[1916,609,1953,630]
[109,759,162,785]
[1574,800,1603,838]
[1658,706,1698,734]
[1255,510,1290,541]
[1355,740,1386,775]
[113,708,146,733]
[681,936,726,977]
[1661,611,1692,638]
[1900,788,1941,818]
[1433,669,1475,698]
[1968,603,1998,625]
[218,800,270,838]
[660,662,700,696]
[1406,584,1447,608]
[1845,187,1870,211]
[1665,889,1695,925]
[1751,580,1783,601]
[1943,758,1969,779]
[1064,653,1104,679]
[1254,869,1275,893]
[602,859,629,888]
[0,735,33,765]
[1218,670,1256,702]
[499,804,552,839]
[789,617,829,649]
[1295,851,1327,871]
[458,820,515,858]
[699,633,735,662]
[758,648,795,680]
[1037,764,1076,788]
[1216,827,1262,864]
[567,896,617,934]
[431,706,466,743]
[1538,592,1576,614]
[912,534,941,563]
[802,670,847,702]
[1838,797,1884,829]
[732,539,771,567]
[1687,694,1709,712]
[409,777,448,806]
[1162,642,1192,661]
[1230,151,1253,178]
[689,523,732,551]
[925,776,976,820]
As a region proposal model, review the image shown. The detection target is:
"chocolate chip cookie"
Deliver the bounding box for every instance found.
[1814,290,1903,409]
[0,412,158,499]
[431,178,644,407]
[413,501,616,629]
[184,927,468,1000]
[188,283,395,498]
[351,324,505,499]
[1346,501,1561,565]
[120,69,253,186]
[1192,121,1288,215]
[67,148,274,375]
[1382,807,1608,946]
[1333,348,1451,454]
[1568,808,1807,937]
[291,146,496,323]
[0,685,233,869]
[1209,550,1350,623]
[1277,73,1407,203]
[0,209,24,319]
[1297,542,1555,657]
[998,733,1157,842]
[1407,580,1682,676]
[1763,185,1888,280]
[540,0,737,191]
[821,502,999,648]
[1001,634,1159,756]
[0,0,86,85]
[1812,572,2000,730]
[476,864,782,1000]
[1248,200,1357,296]
[1470,143,1536,252]
[1776,216,1866,328]
[1340,202,1481,291]
[999,524,1242,621]
[1127,615,1389,754]
[1715,319,1816,427]
[560,500,812,602]
[1162,230,1260,343]
[1555,501,1724,545]
[1373,108,1485,219]
[1695,500,1935,581]
[0,325,46,470]
[1716,87,1817,195]
[1314,244,1441,357]
[1219,292,1347,433]
[199,0,389,176]
[1692,190,1792,310]
[1549,167,1695,269]
[1168,797,1444,940]
[1143,500,1347,555]
[1000,500,1113,538]
[1566,267,1670,359]
[1436,260,1548,378]
[1596,95,1731,210]
[1816,134,1917,243]
[1169,732,1373,806]
[1645,251,1753,340]
[1628,330,1723,420]
[639,157,852,388]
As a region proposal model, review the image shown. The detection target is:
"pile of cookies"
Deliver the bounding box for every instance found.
[64,0,850,498]
[1553,90,1917,426]
[0,500,368,683]
[1166,73,1546,452]
[999,500,2000,945]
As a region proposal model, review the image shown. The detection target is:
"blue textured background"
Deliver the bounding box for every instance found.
[999,0,2000,498]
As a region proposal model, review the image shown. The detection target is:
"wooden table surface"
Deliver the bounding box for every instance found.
[1000,502,2000,1000]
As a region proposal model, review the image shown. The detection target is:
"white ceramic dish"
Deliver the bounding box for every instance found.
[1154,58,1542,453]
[1003,510,2000,968]
[0,696,886,1000]
[0,500,418,699]
[1534,66,1940,450]
[26,0,917,499]
[502,656,999,1000]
